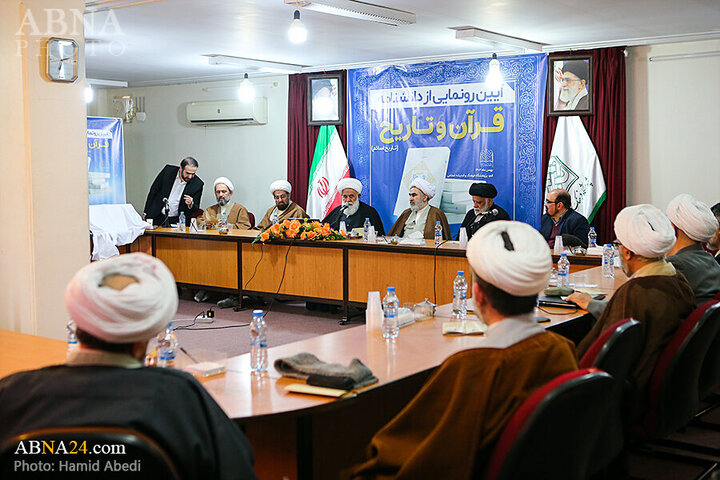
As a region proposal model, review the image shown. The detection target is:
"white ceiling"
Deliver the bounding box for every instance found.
[84,0,720,86]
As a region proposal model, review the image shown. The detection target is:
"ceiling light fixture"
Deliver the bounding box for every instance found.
[238,74,255,103]
[454,27,544,52]
[288,10,308,43]
[86,78,129,88]
[285,0,415,26]
[205,54,305,74]
[84,85,94,103]
[486,53,503,88]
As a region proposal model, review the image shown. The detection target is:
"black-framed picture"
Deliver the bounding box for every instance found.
[547,54,593,116]
[307,74,343,125]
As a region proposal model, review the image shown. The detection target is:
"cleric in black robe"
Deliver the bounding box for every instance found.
[458,182,510,239]
[0,254,256,480]
[322,178,385,235]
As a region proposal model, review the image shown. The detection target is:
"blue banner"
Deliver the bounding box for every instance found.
[348,54,547,237]
[87,116,125,205]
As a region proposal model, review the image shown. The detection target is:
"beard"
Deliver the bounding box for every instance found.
[620,255,632,277]
[277,201,289,211]
[217,197,228,206]
[344,201,360,217]
[410,201,426,213]
[559,81,581,104]
[473,202,490,216]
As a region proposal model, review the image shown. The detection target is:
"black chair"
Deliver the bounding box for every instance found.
[0,426,180,480]
[627,301,720,479]
[579,318,644,476]
[634,301,720,439]
[698,300,720,401]
[484,368,614,480]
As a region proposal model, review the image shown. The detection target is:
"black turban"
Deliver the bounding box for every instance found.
[469,182,497,198]
[562,60,589,81]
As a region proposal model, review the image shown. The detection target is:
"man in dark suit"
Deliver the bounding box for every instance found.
[539,188,590,248]
[144,157,204,226]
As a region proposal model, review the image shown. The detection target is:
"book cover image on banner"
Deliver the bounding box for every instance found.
[393,147,450,217]
[348,54,547,237]
[87,116,126,205]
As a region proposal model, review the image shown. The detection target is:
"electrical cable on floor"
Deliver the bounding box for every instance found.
[174,311,250,331]
[262,240,293,319]
[433,239,449,305]
[244,242,264,289]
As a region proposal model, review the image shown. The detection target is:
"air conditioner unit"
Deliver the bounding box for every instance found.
[186,98,268,125]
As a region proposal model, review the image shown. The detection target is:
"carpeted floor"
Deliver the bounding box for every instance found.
[165,296,364,358]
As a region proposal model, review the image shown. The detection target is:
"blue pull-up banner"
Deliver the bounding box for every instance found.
[87,116,125,205]
[348,54,547,237]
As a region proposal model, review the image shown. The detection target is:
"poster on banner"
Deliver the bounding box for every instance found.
[87,117,125,205]
[348,55,547,237]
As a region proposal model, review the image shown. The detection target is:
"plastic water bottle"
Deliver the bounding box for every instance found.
[434,221,442,246]
[339,220,347,234]
[557,253,570,288]
[363,218,370,242]
[603,244,615,278]
[66,320,78,359]
[218,211,229,234]
[250,310,268,372]
[452,271,468,321]
[588,227,597,248]
[382,287,399,340]
[157,322,178,368]
[178,211,186,232]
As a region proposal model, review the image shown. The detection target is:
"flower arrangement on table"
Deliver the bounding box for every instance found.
[254,219,347,243]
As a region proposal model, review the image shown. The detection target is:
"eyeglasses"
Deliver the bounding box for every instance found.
[561,76,580,84]
[544,199,558,204]
[612,240,622,248]
[274,194,289,200]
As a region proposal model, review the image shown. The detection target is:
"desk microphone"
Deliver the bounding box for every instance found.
[478,208,498,217]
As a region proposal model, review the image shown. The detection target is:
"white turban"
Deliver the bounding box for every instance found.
[65,253,178,344]
[614,204,675,258]
[213,176,234,192]
[410,178,435,199]
[666,194,718,243]
[466,221,552,296]
[337,177,362,195]
[269,180,292,195]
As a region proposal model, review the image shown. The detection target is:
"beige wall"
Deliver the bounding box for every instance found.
[627,40,720,208]
[0,0,89,339]
[92,78,289,221]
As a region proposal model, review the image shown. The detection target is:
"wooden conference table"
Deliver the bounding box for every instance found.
[129,227,601,320]
[1,267,624,479]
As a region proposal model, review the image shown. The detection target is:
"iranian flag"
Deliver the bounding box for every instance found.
[545,116,607,222]
[307,125,350,219]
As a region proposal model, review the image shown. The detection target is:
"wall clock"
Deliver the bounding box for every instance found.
[46,37,78,83]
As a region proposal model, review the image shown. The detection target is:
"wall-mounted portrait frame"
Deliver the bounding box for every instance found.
[307,74,343,125]
[547,54,594,116]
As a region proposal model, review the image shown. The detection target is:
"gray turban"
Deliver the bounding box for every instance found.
[666,193,718,243]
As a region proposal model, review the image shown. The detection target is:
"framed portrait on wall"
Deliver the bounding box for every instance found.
[307,74,343,125]
[547,54,594,116]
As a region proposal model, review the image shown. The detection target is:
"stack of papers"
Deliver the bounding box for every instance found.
[442,321,487,336]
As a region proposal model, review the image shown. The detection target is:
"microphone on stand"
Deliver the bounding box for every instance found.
[159,198,170,227]
[478,208,499,217]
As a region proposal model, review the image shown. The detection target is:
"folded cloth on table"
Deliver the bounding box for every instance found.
[274,352,378,389]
